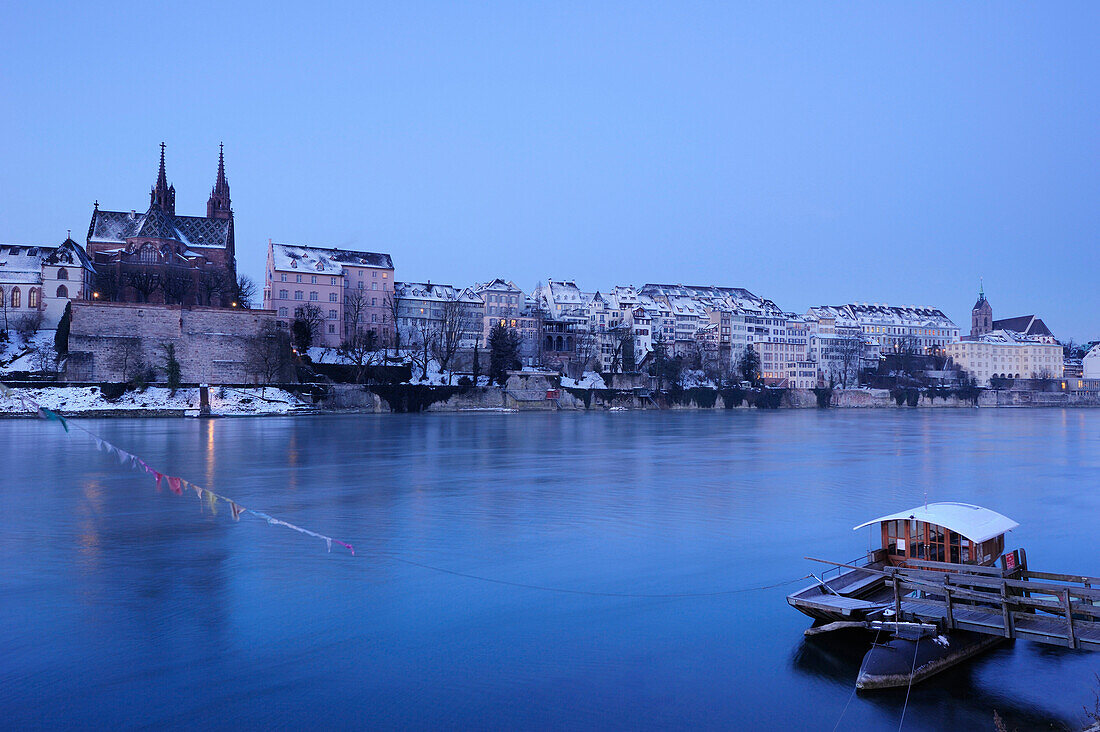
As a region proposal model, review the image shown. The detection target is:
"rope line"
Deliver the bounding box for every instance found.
[381,554,812,598]
[831,628,880,732]
[897,633,921,731]
[3,380,815,598]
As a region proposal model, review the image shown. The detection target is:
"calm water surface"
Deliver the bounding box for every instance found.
[1,410,1099,730]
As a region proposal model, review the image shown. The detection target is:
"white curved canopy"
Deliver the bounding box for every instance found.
[853,502,1018,545]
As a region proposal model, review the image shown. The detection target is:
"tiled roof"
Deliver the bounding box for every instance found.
[994,315,1053,338]
[89,208,231,249]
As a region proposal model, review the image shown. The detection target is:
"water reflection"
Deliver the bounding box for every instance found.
[0,410,1098,729]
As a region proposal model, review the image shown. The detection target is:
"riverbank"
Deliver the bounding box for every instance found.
[0,385,308,417]
[3,380,1099,417]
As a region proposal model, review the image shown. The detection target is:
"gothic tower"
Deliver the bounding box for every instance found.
[149,142,176,214]
[971,280,992,337]
[206,142,232,220]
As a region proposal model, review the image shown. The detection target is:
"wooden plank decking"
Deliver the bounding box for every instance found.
[806,556,1100,651]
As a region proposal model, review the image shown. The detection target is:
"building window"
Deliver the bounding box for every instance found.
[372,282,378,290]
[281,273,287,282]
[329,310,337,319]
[329,292,337,302]
[29,288,40,308]
[382,272,388,279]
[294,291,304,300]
[278,307,288,316]
[358,281,363,290]
[331,277,338,286]
[328,324,335,334]
[279,289,288,299]
[311,276,317,284]
[0,287,4,307]
[372,314,377,323]
[309,291,319,301]
[371,298,376,306]
[295,274,302,283]
[11,287,20,308]
[56,267,69,281]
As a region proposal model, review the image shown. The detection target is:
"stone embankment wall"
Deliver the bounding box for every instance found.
[309,383,1100,413]
[64,302,277,384]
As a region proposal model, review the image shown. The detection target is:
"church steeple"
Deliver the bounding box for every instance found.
[149,142,176,214]
[971,278,992,337]
[206,142,232,220]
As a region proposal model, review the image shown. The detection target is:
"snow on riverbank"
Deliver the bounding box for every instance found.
[0,385,305,416]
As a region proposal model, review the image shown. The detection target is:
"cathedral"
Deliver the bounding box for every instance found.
[86,144,239,306]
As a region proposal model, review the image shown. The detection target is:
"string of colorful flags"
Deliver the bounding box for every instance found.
[0,381,354,555]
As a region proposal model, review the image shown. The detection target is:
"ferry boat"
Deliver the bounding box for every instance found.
[787,502,1021,690]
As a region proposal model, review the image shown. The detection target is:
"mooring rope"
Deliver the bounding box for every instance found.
[830,627,881,732]
[380,553,813,598]
[897,633,921,731]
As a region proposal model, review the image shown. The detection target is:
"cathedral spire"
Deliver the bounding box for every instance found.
[149,142,175,214]
[207,142,232,219]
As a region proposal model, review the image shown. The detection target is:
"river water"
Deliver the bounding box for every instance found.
[1,410,1098,730]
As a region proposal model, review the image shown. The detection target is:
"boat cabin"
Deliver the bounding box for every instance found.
[853,502,1018,567]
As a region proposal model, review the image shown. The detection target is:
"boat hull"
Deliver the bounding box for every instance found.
[855,630,1004,690]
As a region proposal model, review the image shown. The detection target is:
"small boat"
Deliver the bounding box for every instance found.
[787,502,1021,690]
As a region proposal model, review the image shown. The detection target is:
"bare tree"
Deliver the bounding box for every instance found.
[343,288,370,345]
[292,303,325,352]
[94,267,123,302]
[247,322,293,393]
[116,337,144,382]
[894,334,922,381]
[410,321,436,380]
[338,330,381,383]
[32,342,57,374]
[122,265,162,303]
[235,274,257,309]
[430,299,475,384]
[835,332,864,388]
[0,287,10,334]
[14,310,44,341]
[385,292,402,358]
[572,328,598,371]
[607,323,634,374]
[161,265,193,305]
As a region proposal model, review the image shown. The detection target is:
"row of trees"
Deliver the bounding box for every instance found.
[95,265,256,308]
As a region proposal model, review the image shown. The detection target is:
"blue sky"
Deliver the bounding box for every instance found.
[2,3,1097,338]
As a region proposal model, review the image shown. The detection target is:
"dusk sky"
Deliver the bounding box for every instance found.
[3,3,1098,338]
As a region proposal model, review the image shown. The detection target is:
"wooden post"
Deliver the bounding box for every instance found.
[1063,589,1077,649]
[893,572,903,620]
[1000,581,1013,638]
[944,575,955,630]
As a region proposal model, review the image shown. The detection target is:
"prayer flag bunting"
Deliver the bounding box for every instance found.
[37,407,69,432]
[2,378,356,556]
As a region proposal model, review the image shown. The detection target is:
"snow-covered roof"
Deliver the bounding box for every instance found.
[965,329,1055,346]
[271,243,393,273]
[395,281,480,304]
[810,303,958,330]
[852,502,1018,544]
[88,208,230,249]
[472,278,522,294]
[0,240,94,284]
